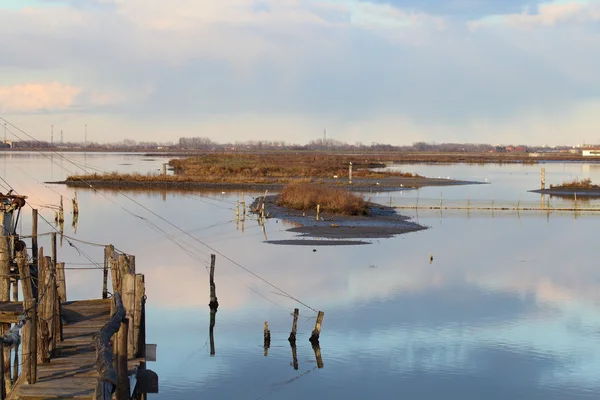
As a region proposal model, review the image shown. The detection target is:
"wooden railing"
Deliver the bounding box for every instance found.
[94,247,147,399]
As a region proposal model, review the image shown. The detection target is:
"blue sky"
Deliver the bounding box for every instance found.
[0,0,599,145]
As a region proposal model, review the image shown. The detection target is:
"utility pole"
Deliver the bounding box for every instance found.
[324,128,327,151]
[84,124,87,148]
[51,125,54,147]
[3,122,6,144]
[61,129,63,144]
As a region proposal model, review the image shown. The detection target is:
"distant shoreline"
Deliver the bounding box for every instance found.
[5,149,600,164]
[49,176,483,192]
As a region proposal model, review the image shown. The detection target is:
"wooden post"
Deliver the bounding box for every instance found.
[0,325,9,395]
[32,209,38,267]
[72,192,79,216]
[103,245,113,299]
[117,319,129,400]
[12,340,18,387]
[236,201,239,222]
[37,254,49,364]
[209,254,218,310]
[288,308,299,344]
[290,342,298,370]
[0,213,9,303]
[48,257,57,355]
[133,274,145,358]
[264,321,270,356]
[209,308,216,356]
[0,343,4,399]
[241,192,246,220]
[58,196,64,223]
[18,250,37,384]
[122,273,136,359]
[111,257,121,294]
[56,262,66,302]
[127,255,136,274]
[51,232,57,270]
[309,311,324,344]
[316,204,320,221]
[349,162,352,184]
[162,163,167,176]
[541,167,546,190]
[312,341,324,369]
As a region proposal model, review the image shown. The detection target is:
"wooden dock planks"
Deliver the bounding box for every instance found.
[7,299,111,400]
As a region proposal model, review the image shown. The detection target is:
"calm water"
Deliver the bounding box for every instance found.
[2,152,600,399]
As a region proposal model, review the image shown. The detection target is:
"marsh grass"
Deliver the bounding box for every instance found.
[277,182,370,215]
[550,178,600,189]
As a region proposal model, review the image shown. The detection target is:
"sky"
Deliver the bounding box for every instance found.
[0,0,599,146]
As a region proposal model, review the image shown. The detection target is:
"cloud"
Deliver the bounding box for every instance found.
[0,82,81,113]
[0,0,599,145]
[470,0,600,29]
[356,0,542,18]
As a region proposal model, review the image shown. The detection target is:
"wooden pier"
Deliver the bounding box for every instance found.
[1,194,157,400]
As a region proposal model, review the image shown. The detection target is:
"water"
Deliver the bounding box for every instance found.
[1,152,600,399]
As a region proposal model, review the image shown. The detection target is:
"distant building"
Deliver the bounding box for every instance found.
[582,148,600,156]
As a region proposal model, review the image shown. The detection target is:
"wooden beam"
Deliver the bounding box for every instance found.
[93,293,125,400]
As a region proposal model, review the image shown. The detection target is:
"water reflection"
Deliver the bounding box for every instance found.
[4,153,600,399]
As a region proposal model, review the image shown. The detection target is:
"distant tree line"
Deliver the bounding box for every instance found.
[1,136,575,153]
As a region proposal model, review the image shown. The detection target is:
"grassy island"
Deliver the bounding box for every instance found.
[550,178,600,190]
[277,182,370,215]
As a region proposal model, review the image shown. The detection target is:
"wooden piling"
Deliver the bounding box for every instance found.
[111,257,120,294]
[349,162,353,185]
[312,341,324,369]
[37,254,49,363]
[316,204,320,221]
[290,342,298,370]
[209,254,218,310]
[48,256,58,354]
[51,232,57,269]
[127,254,136,274]
[58,196,64,223]
[32,209,38,267]
[264,321,270,356]
[122,273,136,359]
[209,308,216,356]
[116,318,129,400]
[56,262,66,302]
[288,308,299,344]
[72,192,79,216]
[133,274,145,358]
[18,250,37,384]
[0,343,4,399]
[309,311,324,344]
[0,325,9,395]
[0,213,9,303]
[103,245,113,299]
[541,168,546,190]
[241,192,246,220]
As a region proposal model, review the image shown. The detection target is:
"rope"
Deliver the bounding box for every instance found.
[1,117,319,314]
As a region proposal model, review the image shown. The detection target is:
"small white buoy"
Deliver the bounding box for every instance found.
[221,191,226,194]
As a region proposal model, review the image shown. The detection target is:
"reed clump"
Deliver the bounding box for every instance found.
[169,153,419,180]
[277,182,370,215]
[550,178,600,190]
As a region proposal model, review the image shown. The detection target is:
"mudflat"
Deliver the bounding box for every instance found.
[252,195,426,246]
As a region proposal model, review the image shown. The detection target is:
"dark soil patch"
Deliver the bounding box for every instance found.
[251,195,426,244]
